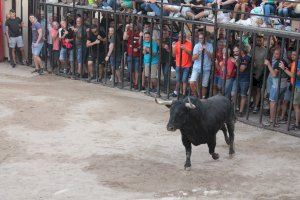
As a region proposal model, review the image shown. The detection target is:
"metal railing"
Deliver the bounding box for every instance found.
[28,0,300,136]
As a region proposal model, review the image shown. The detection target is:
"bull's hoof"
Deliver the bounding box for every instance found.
[225,138,230,145]
[229,149,235,155]
[184,163,191,170]
[185,166,191,171]
[212,153,219,160]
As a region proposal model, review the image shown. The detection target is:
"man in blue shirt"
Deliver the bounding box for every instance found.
[189,32,213,98]
[143,32,159,92]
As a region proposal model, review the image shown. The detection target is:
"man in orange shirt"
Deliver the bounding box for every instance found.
[172,32,192,97]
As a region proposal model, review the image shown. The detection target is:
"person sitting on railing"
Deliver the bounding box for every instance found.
[141,0,164,16]
[290,1,300,18]
[217,0,237,13]
[264,48,289,127]
[277,1,295,24]
[261,0,277,27]
[230,0,249,23]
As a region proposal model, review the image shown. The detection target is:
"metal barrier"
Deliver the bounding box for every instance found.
[30,0,300,136]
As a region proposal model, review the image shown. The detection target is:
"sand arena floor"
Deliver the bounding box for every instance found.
[0,63,299,200]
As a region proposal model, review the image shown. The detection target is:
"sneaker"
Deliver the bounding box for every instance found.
[151,88,157,93]
[171,92,178,97]
[38,68,45,75]
[12,63,16,68]
[137,11,142,15]
[277,118,287,124]
[237,112,244,118]
[132,9,137,14]
[147,12,156,17]
[229,19,236,23]
[31,69,39,73]
[263,120,279,127]
[253,106,259,114]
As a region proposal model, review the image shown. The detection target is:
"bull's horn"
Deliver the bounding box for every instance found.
[185,97,196,109]
[155,98,173,105]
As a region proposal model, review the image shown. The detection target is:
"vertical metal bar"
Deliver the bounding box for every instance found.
[157,0,164,97]
[121,14,126,89]
[178,22,184,100]
[209,26,218,97]
[234,31,243,115]
[80,8,84,79]
[259,36,271,124]
[222,29,230,96]
[246,33,257,119]
[72,0,76,77]
[138,17,144,91]
[96,11,100,82]
[147,18,154,95]
[167,21,173,99]
[113,2,117,87]
[199,26,207,99]
[104,13,109,84]
[273,38,285,127]
[44,2,48,71]
[287,40,300,131]
[129,15,134,90]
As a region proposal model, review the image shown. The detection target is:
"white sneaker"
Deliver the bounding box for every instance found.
[147,12,156,16]
[229,19,235,23]
[137,11,142,15]
[106,6,113,11]
[132,9,137,14]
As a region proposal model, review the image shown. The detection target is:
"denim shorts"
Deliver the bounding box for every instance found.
[269,86,286,102]
[214,76,222,89]
[231,80,250,97]
[176,67,190,83]
[59,47,74,62]
[221,78,234,99]
[9,36,24,48]
[77,47,86,65]
[127,56,140,72]
[284,83,292,102]
[110,55,121,70]
[32,42,44,56]
[189,68,211,87]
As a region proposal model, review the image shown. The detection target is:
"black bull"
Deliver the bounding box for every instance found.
[156,95,235,170]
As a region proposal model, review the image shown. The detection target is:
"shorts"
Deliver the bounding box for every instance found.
[231,80,250,97]
[9,36,24,48]
[176,67,190,83]
[76,47,87,65]
[214,75,222,89]
[110,55,121,70]
[269,86,286,102]
[144,63,158,78]
[284,83,292,102]
[32,42,44,56]
[87,52,105,65]
[253,76,263,88]
[189,68,211,87]
[127,56,140,72]
[52,50,60,61]
[221,78,234,99]
[293,88,300,105]
[59,47,74,62]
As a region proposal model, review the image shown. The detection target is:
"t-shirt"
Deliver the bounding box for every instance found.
[109,33,122,57]
[5,17,22,37]
[192,42,213,71]
[59,28,74,49]
[143,40,159,65]
[220,58,236,79]
[50,29,59,51]
[174,40,192,68]
[161,38,171,65]
[32,21,43,43]
[239,54,251,82]
[271,59,289,88]
[88,30,106,56]
[295,60,300,89]
[126,31,140,57]
[75,26,87,47]
[253,46,267,79]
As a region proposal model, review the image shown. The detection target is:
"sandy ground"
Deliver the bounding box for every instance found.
[0,63,300,200]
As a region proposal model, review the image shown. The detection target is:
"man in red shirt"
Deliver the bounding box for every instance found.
[123,23,140,89]
[172,32,192,97]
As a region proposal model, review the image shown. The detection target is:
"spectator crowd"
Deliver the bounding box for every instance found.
[4,1,300,130]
